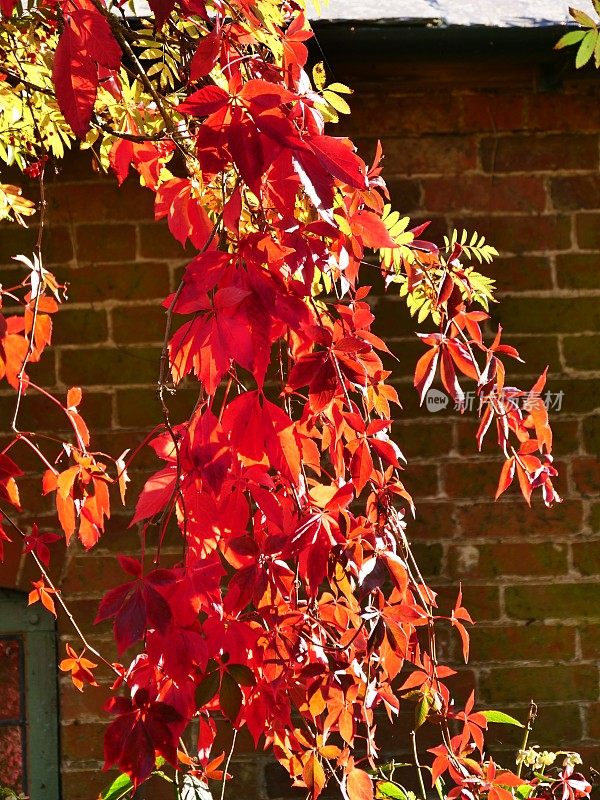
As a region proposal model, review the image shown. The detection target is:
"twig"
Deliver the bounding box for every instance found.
[220,729,237,800]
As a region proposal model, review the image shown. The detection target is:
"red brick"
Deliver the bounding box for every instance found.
[52,307,109,345]
[486,256,554,291]
[556,253,600,289]
[61,721,106,761]
[60,772,119,800]
[423,175,546,213]
[479,664,598,703]
[75,224,137,263]
[576,212,600,249]
[340,93,456,136]
[60,346,161,387]
[462,93,526,132]
[404,462,440,499]
[563,335,600,371]
[410,501,456,540]
[434,584,501,621]
[410,542,444,578]
[583,415,600,453]
[369,135,477,176]
[586,702,600,739]
[468,624,576,663]
[493,298,600,334]
[480,134,598,173]
[61,555,125,596]
[528,91,600,132]
[392,420,454,459]
[111,304,168,344]
[64,261,170,303]
[45,182,155,223]
[59,679,112,721]
[572,456,600,496]
[550,174,600,211]
[487,703,582,749]
[0,389,113,433]
[386,177,422,212]
[0,224,73,265]
[580,623,600,659]
[573,540,600,576]
[53,149,111,182]
[116,386,199,428]
[448,542,568,579]
[456,501,584,540]
[505,583,600,620]
[443,460,510,499]
[139,221,193,259]
[0,538,23,590]
[450,214,571,254]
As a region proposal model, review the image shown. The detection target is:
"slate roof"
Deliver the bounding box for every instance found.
[312,0,572,27]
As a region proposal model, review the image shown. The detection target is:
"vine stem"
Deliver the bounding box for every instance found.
[0,507,119,675]
[517,700,538,777]
[411,729,427,800]
[220,729,237,800]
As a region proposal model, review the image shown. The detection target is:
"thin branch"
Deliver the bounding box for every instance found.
[0,507,119,675]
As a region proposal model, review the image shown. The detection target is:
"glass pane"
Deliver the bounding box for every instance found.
[0,725,24,791]
[0,638,23,720]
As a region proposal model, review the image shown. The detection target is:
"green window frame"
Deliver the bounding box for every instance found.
[0,589,60,800]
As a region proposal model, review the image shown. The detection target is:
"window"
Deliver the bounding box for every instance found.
[0,589,60,799]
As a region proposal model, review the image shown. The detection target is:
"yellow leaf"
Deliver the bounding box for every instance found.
[323,90,351,114]
[312,61,326,90]
[327,82,353,94]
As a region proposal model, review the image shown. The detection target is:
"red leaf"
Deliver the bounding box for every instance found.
[308,135,367,189]
[68,10,121,69]
[147,0,175,27]
[178,84,229,116]
[130,467,176,526]
[351,210,397,249]
[0,0,17,16]
[350,439,374,495]
[52,30,98,137]
[495,457,516,499]
[414,346,439,404]
[190,27,221,80]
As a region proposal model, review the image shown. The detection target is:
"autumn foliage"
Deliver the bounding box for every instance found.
[0,0,586,799]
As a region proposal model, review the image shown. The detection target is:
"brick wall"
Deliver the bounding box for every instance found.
[1,31,599,799]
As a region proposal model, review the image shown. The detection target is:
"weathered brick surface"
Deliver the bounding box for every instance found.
[1,42,600,796]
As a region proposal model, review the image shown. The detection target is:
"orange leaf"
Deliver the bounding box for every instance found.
[346,768,374,800]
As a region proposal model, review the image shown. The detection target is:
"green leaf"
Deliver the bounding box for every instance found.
[576,29,598,67]
[376,782,407,800]
[102,773,133,800]
[516,785,536,799]
[195,670,220,707]
[219,671,243,722]
[555,29,587,48]
[228,663,255,686]
[434,777,446,800]
[480,710,524,727]
[594,31,600,66]
[415,696,430,729]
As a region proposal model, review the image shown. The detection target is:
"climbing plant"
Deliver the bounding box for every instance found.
[0,1,589,799]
